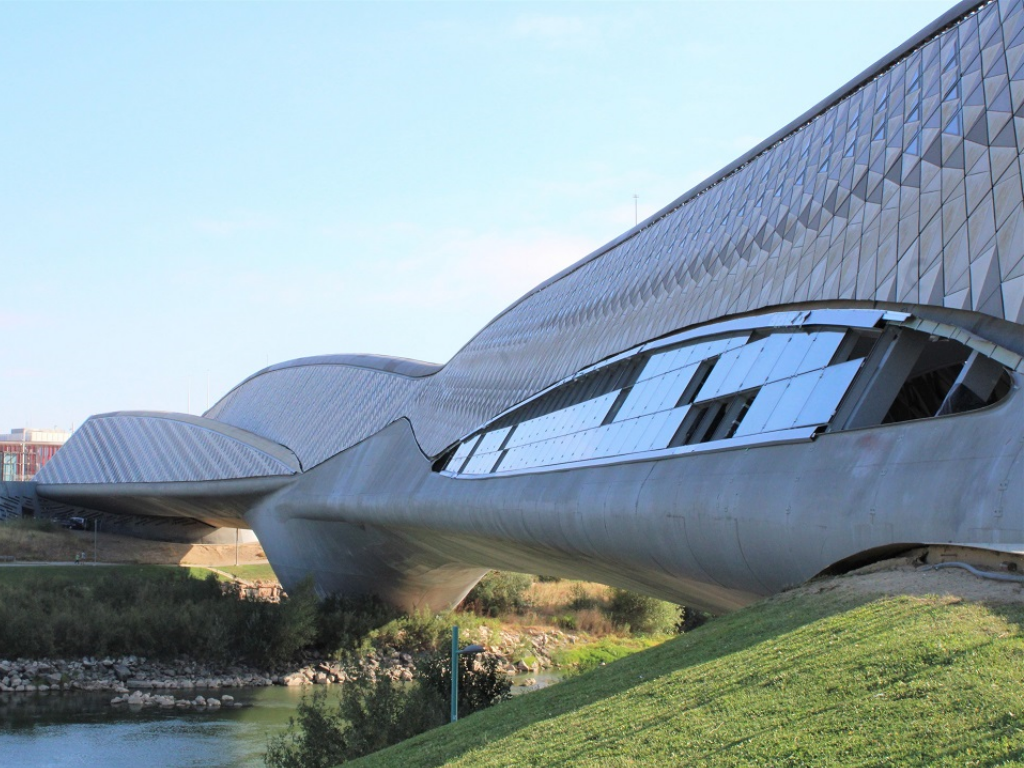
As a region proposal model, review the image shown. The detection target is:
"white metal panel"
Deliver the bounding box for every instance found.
[792,359,863,428]
[733,380,790,438]
[760,371,826,433]
[476,427,512,455]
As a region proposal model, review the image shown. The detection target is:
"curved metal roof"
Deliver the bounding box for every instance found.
[35,412,299,484]
[43,0,1024,480]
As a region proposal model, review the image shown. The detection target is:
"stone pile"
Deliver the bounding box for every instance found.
[0,656,275,694]
[110,691,240,711]
[0,626,581,704]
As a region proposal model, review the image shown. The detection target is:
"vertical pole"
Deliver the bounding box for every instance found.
[235,528,239,567]
[93,519,98,563]
[450,625,459,722]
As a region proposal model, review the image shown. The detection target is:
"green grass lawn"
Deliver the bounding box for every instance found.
[213,563,279,582]
[351,589,1024,767]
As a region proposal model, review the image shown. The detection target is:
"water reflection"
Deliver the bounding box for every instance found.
[0,688,303,768]
[0,672,560,766]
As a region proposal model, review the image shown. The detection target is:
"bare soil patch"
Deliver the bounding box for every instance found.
[793,554,1024,604]
[0,524,267,567]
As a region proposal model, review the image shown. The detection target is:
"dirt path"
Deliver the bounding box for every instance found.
[0,525,268,566]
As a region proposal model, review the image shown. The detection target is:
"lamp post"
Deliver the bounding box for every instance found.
[449,625,485,723]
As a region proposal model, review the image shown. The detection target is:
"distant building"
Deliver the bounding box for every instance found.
[0,428,71,482]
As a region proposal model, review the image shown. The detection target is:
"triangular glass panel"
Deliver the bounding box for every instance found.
[873,123,885,141]
[989,86,1012,113]
[944,141,965,169]
[943,81,959,102]
[795,170,805,185]
[844,139,856,157]
[1010,24,1024,53]
[885,159,902,183]
[964,83,985,107]
[908,68,921,92]
[965,115,989,145]
[774,183,784,198]
[985,51,1007,78]
[963,50,982,76]
[849,114,860,133]
[943,111,963,136]
[943,46,959,73]
[922,137,943,166]
[877,93,888,112]
[907,103,920,122]
[991,119,1016,148]
[819,157,830,174]
[905,134,920,155]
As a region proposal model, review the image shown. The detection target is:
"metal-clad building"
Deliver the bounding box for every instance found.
[30,0,1024,611]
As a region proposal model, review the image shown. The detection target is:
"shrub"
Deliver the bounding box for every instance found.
[604,588,681,635]
[365,610,454,655]
[567,583,602,611]
[678,606,712,633]
[265,640,511,767]
[462,571,534,616]
[315,594,401,657]
[417,648,512,719]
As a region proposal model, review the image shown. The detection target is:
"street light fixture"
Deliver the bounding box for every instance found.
[450,625,485,723]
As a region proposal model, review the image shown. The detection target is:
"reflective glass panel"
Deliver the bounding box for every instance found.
[462,450,503,475]
[694,339,764,401]
[794,331,846,374]
[740,334,791,388]
[639,347,691,382]
[792,359,862,427]
[734,380,789,437]
[761,371,825,433]
[766,334,816,381]
[476,427,512,454]
[448,434,481,471]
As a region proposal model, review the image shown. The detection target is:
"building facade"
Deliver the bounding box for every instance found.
[27,0,1024,612]
[0,428,70,482]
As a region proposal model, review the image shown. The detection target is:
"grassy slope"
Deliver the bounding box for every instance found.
[352,589,1024,767]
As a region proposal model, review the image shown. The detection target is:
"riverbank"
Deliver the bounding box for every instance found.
[0,624,585,702]
[353,563,1024,767]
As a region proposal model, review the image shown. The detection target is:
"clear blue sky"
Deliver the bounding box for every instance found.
[1,0,954,432]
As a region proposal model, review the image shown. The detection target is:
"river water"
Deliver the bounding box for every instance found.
[0,674,559,767]
[0,687,302,768]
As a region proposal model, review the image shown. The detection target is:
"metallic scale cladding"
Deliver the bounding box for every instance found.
[33,0,1024,612]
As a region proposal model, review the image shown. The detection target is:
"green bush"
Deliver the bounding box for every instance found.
[264,680,445,768]
[265,638,511,767]
[604,588,681,635]
[315,593,401,657]
[365,610,454,655]
[677,605,712,633]
[417,648,512,718]
[0,567,322,665]
[462,571,534,616]
[567,583,602,611]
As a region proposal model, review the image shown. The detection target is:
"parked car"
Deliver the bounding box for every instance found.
[62,516,87,530]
